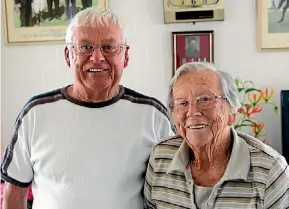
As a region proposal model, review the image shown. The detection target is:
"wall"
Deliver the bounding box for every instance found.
[1,0,289,154]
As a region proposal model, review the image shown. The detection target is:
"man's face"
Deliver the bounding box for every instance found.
[64,23,129,92]
[189,39,198,48]
[171,70,235,147]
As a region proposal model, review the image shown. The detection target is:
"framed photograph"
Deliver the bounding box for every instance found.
[172,30,214,75]
[2,0,108,45]
[257,0,289,51]
[281,90,289,163]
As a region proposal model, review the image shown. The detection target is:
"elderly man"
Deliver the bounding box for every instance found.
[144,62,289,209]
[1,7,173,209]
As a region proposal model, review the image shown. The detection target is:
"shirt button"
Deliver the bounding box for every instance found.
[213,192,218,196]
[208,201,214,206]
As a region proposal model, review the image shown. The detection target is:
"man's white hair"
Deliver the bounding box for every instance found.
[65,7,126,44]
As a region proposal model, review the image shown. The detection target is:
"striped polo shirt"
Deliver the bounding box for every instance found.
[144,128,289,209]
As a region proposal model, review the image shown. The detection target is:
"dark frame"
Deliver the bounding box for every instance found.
[172,30,214,76]
[281,90,289,163]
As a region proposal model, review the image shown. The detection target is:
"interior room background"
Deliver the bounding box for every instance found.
[1,0,289,155]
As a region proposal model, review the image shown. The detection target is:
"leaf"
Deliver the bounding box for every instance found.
[238,87,244,92]
[240,102,249,107]
[245,88,260,93]
[243,119,256,124]
[234,124,252,129]
[274,106,279,114]
[243,80,255,87]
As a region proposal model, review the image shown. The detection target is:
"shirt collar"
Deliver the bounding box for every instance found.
[166,128,250,181]
[166,136,190,174]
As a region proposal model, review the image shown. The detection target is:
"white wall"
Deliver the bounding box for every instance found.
[1,0,289,154]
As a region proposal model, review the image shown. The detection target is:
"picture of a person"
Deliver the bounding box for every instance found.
[185,36,200,58]
[14,0,33,27]
[277,0,289,23]
[46,0,60,20]
[32,0,46,25]
[65,0,76,21]
[81,0,92,9]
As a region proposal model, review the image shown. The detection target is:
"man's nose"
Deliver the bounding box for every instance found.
[89,47,105,63]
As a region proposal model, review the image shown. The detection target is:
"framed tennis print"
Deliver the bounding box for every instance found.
[257,0,289,51]
[2,0,108,45]
[172,30,214,75]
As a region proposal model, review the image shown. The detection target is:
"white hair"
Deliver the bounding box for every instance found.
[168,62,241,113]
[65,7,127,44]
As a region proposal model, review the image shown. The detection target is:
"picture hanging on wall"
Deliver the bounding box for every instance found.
[257,0,289,51]
[2,0,108,45]
[172,30,214,75]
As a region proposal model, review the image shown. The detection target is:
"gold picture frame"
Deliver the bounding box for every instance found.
[2,0,108,45]
[257,0,289,51]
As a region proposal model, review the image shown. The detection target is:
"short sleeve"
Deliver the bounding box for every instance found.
[1,113,33,188]
[155,109,175,142]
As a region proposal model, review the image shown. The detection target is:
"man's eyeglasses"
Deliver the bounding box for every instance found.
[69,43,128,57]
[169,94,227,114]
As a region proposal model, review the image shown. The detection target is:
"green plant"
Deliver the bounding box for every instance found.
[234,78,279,144]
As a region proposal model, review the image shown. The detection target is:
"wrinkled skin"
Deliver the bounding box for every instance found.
[171,70,236,186]
[64,22,129,102]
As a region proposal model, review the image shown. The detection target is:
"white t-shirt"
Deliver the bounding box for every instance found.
[1,85,174,209]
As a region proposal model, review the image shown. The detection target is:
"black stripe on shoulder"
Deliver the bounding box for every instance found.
[122,87,169,119]
[15,88,64,123]
[1,173,31,188]
[1,88,65,178]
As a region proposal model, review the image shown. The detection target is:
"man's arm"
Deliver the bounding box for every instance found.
[3,182,29,209]
[264,157,289,209]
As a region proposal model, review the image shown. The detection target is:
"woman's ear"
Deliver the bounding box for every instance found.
[64,47,71,67]
[228,113,236,126]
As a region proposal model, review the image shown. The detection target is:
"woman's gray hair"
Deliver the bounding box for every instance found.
[168,62,241,113]
[65,7,127,44]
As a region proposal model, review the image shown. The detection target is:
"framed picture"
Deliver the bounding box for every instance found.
[257,0,289,51]
[172,30,214,75]
[2,0,108,45]
[281,90,289,163]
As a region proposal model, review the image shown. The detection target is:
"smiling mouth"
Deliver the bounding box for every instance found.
[187,124,208,129]
[87,68,108,72]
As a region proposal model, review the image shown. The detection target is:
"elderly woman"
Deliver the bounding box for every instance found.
[144,62,289,209]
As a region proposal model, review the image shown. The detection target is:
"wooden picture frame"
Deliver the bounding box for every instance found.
[257,0,289,51]
[172,30,214,76]
[2,0,108,45]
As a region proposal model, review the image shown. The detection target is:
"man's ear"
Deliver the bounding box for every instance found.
[123,46,130,68]
[64,47,71,67]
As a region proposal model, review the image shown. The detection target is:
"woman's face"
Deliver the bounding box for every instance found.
[171,70,235,148]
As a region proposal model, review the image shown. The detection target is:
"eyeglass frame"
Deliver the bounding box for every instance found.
[67,43,129,57]
[169,94,227,113]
